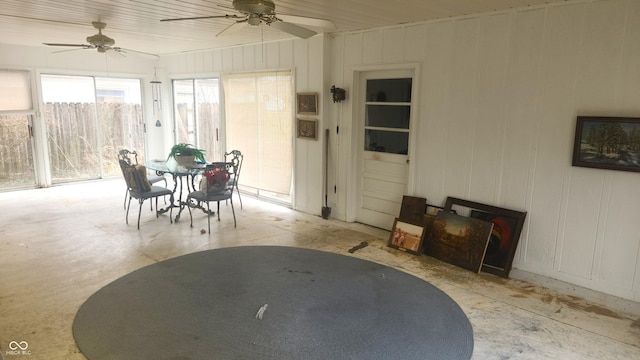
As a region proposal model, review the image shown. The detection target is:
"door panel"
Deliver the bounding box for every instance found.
[356,70,414,230]
[42,75,100,182]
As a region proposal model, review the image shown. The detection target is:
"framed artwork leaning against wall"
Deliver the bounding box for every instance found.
[444,197,527,278]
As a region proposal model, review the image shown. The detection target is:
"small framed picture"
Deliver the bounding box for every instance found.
[388,218,426,255]
[297,92,318,115]
[297,118,318,140]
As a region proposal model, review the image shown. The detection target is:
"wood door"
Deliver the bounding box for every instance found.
[356,70,414,230]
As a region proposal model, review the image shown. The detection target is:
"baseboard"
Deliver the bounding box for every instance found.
[509,268,640,316]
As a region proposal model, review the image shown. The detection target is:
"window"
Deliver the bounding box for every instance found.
[172,79,221,162]
[364,78,412,155]
[222,71,293,203]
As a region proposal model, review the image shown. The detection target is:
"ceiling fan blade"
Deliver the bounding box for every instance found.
[113,47,159,59]
[160,14,241,22]
[276,14,335,29]
[216,20,248,37]
[269,21,316,39]
[51,47,90,54]
[43,43,89,47]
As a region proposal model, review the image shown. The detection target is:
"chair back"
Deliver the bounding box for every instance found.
[118,149,139,166]
[118,149,151,193]
[202,162,233,196]
[224,150,243,183]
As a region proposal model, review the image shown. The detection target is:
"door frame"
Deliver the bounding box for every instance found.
[346,63,421,225]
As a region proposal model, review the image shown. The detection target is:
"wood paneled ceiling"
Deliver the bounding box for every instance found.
[0,0,572,56]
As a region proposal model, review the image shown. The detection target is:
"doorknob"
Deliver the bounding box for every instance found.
[406,159,410,164]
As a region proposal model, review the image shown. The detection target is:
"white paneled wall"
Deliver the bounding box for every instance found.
[159,37,327,215]
[329,0,640,301]
[1,0,638,302]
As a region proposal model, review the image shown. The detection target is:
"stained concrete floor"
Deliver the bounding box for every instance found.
[0,179,639,359]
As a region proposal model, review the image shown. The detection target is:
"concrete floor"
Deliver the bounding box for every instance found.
[0,179,639,359]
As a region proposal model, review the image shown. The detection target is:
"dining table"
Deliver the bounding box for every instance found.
[145,159,207,221]
[145,159,232,222]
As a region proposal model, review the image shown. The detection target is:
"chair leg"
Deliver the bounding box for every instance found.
[230,197,236,228]
[124,189,128,210]
[217,201,221,221]
[126,196,132,224]
[188,197,194,228]
[137,200,143,230]
[155,197,159,217]
[236,184,242,209]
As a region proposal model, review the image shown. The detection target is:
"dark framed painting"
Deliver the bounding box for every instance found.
[388,218,426,255]
[398,195,427,226]
[297,118,318,140]
[444,197,527,278]
[572,116,640,173]
[423,211,493,273]
[297,92,318,115]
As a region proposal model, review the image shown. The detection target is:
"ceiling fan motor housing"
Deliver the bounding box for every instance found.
[86,21,115,47]
[233,0,276,15]
[86,34,115,47]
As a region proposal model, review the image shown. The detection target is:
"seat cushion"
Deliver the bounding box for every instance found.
[130,185,173,199]
[148,174,165,185]
[188,189,232,202]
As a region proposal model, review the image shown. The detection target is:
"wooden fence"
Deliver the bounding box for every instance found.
[0,102,144,186]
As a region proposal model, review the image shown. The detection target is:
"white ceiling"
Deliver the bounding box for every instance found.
[0,0,571,56]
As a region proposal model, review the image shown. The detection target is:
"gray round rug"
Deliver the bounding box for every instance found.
[73,246,473,359]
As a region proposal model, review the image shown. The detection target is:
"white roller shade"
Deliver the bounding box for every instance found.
[0,70,32,111]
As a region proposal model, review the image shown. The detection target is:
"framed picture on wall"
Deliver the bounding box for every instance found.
[297,92,318,115]
[443,197,527,278]
[297,118,318,140]
[572,116,640,173]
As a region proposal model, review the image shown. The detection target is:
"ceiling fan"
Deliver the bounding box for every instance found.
[43,21,158,58]
[160,0,335,39]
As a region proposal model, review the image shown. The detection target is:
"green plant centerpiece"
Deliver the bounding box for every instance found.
[167,143,206,166]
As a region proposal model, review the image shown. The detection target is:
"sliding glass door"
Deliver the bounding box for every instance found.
[41,75,144,183]
[172,78,221,162]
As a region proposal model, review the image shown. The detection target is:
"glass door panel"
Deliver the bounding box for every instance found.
[41,75,100,183]
[0,114,35,189]
[95,77,144,177]
[173,79,196,146]
[196,79,221,161]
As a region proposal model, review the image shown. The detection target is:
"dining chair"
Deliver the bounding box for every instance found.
[187,162,236,233]
[118,155,174,229]
[224,150,243,209]
[118,149,167,210]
